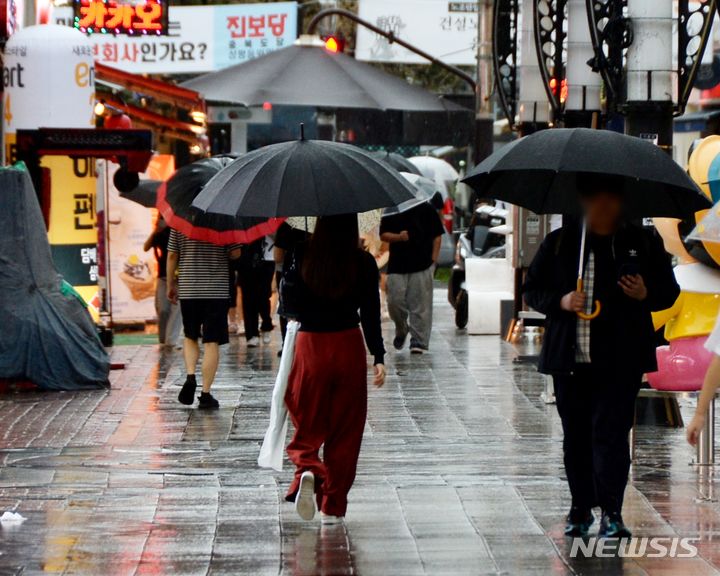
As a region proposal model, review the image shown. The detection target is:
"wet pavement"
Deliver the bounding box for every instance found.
[1,290,719,575]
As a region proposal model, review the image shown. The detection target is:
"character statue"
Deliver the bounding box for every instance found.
[649,136,720,390]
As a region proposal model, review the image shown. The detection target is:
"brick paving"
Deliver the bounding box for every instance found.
[0,291,718,575]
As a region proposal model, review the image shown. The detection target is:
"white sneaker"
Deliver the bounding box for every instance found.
[262,332,272,344]
[320,512,344,525]
[247,336,260,347]
[228,322,239,334]
[295,471,317,521]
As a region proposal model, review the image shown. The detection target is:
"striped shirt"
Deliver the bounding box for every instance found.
[167,229,240,300]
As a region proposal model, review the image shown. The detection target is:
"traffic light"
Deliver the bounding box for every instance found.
[322,34,345,53]
[549,77,568,105]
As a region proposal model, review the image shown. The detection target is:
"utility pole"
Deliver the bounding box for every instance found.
[475,0,495,163]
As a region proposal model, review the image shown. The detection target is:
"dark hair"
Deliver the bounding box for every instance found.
[577,172,625,198]
[301,214,360,299]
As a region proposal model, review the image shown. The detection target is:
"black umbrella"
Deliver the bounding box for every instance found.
[119,180,161,208]
[181,41,466,113]
[192,131,416,218]
[157,156,283,245]
[370,151,422,175]
[463,128,710,219]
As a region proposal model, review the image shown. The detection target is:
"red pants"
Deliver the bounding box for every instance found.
[285,328,368,517]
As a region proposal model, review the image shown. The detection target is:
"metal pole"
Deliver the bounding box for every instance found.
[696,399,716,466]
[475,0,495,163]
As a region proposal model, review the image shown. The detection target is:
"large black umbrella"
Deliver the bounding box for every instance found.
[157,156,283,244]
[182,41,465,113]
[192,133,416,218]
[371,151,422,175]
[120,180,160,208]
[463,128,710,219]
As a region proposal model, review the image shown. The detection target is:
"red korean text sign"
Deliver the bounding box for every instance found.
[74,0,168,35]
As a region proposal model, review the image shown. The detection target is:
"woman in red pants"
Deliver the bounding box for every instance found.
[284,214,386,525]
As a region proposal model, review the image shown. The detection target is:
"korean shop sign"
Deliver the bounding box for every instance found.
[74,0,168,36]
[51,2,297,74]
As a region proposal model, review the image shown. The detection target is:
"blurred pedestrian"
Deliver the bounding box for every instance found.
[284,214,385,525]
[523,175,679,538]
[380,202,444,353]
[143,216,182,349]
[274,222,311,355]
[687,316,720,446]
[167,229,241,409]
[238,236,275,347]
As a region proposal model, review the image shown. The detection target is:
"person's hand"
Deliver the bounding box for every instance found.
[167,281,178,304]
[373,364,386,388]
[686,413,706,446]
[619,274,647,301]
[398,231,410,242]
[561,291,586,313]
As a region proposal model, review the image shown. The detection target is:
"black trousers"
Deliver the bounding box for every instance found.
[238,261,275,340]
[553,365,640,514]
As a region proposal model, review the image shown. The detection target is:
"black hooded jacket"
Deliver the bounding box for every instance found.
[523,223,680,376]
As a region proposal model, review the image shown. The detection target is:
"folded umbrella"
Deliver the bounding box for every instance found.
[463,128,710,219]
[157,156,284,245]
[193,129,416,218]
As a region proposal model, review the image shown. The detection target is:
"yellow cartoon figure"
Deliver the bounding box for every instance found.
[649,136,720,390]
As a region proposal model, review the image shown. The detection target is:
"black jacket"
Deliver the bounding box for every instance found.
[523,223,680,376]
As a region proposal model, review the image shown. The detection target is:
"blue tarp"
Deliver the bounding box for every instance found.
[0,165,109,390]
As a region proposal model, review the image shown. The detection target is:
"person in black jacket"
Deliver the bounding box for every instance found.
[523,176,679,538]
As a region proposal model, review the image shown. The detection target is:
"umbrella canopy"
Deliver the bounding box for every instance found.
[383,172,444,217]
[193,137,416,218]
[157,156,284,245]
[689,202,720,243]
[181,40,466,113]
[120,180,160,208]
[409,156,459,192]
[370,151,422,175]
[463,128,710,219]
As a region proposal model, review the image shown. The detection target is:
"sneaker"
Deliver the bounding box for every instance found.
[295,471,317,521]
[197,392,220,410]
[177,376,197,405]
[228,322,239,334]
[599,511,632,539]
[262,332,272,345]
[393,334,407,350]
[410,345,427,355]
[320,512,344,525]
[564,507,594,537]
[247,336,260,347]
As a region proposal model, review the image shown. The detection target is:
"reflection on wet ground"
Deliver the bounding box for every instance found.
[0,291,718,575]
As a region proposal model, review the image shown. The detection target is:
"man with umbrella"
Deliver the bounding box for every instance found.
[463,128,708,538]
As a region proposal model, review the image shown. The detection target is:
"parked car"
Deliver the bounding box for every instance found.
[448,205,508,328]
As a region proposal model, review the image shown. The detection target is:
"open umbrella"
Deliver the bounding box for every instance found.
[192,128,416,218]
[370,151,422,175]
[157,156,284,245]
[409,156,459,192]
[463,128,711,320]
[120,180,161,208]
[382,172,443,217]
[182,38,466,113]
[463,128,709,219]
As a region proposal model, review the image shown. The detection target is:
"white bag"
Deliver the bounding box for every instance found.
[258,320,299,471]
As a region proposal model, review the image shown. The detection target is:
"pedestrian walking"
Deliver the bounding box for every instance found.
[380,201,444,353]
[284,214,386,525]
[238,236,276,347]
[143,216,182,348]
[523,175,679,538]
[167,229,241,409]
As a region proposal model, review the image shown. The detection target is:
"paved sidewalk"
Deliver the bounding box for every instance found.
[0,291,719,575]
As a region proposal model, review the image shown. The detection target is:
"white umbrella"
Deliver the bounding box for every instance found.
[409,156,459,192]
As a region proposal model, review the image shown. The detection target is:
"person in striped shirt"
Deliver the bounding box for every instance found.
[167,229,241,409]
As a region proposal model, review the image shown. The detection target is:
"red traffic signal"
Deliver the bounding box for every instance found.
[322,34,345,53]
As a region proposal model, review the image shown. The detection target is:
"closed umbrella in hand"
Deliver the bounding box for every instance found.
[157,156,284,245]
[192,126,416,218]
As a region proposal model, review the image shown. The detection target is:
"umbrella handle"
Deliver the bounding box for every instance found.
[575,278,602,320]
